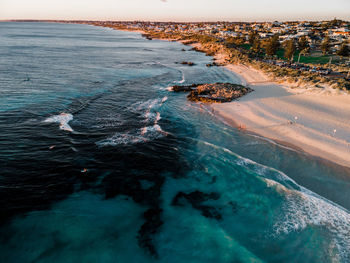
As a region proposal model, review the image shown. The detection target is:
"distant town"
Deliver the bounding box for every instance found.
[89,20,350,81]
[93,19,350,45]
[5,19,350,87]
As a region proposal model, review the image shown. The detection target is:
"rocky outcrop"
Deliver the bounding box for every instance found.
[172,83,253,103]
[180,61,195,66]
[172,84,199,92]
[206,62,219,67]
[141,33,153,40]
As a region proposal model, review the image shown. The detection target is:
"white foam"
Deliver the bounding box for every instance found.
[140,124,166,137]
[270,180,350,261]
[177,71,185,84]
[202,140,300,188]
[134,99,159,112]
[98,124,167,146]
[171,70,185,85]
[144,111,156,120]
[216,139,350,259]
[156,112,161,122]
[44,113,74,132]
[132,98,166,124]
[99,96,169,147]
[130,98,161,122]
[98,122,167,147]
[199,138,350,259]
[166,86,174,91]
[97,132,147,146]
[161,96,168,104]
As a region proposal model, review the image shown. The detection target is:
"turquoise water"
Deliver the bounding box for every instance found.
[1,22,350,262]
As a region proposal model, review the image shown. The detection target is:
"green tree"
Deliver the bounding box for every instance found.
[321,36,330,55]
[336,43,349,58]
[298,36,309,51]
[284,39,296,61]
[265,35,280,57]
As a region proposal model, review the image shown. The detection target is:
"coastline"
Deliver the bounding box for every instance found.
[96,25,350,169]
[167,37,350,169]
[3,21,350,263]
[210,62,350,168]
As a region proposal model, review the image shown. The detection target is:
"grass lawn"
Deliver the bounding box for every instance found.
[275,49,332,64]
[240,44,252,50]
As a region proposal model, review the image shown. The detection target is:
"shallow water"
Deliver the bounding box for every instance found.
[1,22,350,263]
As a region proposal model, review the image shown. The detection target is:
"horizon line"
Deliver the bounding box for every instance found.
[1,18,349,23]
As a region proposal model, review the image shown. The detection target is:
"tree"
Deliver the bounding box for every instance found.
[284,39,296,61]
[251,38,261,54]
[298,36,309,51]
[234,33,245,45]
[248,31,258,45]
[321,36,330,55]
[225,36,237,48]
[265,35,280,57]
[330,18,341,27]
[337,43,349,58]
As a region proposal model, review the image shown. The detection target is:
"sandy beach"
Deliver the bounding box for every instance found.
[210,62,350,168]
[99,28,350,168]
[152,39,350,168]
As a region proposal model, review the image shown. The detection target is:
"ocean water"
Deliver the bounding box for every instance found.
[1,22,350,263]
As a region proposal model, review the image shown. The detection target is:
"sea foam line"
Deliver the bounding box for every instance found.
[197,138,350,260]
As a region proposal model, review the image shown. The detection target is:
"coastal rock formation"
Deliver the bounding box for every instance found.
[172,83,253,103]
[206,62,219,67]
[141,33,153,40]
[180,61,195,66]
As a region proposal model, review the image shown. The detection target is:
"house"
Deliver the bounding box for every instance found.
[271,27,284,34]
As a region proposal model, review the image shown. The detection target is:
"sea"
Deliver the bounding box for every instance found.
[1,22,350,263]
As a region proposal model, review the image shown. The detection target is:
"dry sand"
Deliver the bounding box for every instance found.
[211,63,350,168]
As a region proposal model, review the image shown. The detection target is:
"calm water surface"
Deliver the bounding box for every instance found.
[1,22,350,263]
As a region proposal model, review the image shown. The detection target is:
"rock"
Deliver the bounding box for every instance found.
[180,61,195,66]
[190,47,206,53]
[206,62,219,67]
[172,83,253,103]
[141,33,153,40]
[172,84,199,92]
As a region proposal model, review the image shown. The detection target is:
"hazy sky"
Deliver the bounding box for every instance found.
[1,0,349,21]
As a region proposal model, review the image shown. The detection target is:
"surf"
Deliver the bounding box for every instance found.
[44,113,74,132]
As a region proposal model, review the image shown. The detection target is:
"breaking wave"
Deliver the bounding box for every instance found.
[270,180,350,261]
[199,139,350,261]
[98,96,168,146]
[44,113,74,132]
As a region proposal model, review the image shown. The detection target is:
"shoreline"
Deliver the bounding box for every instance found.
[210,62,350,168]
[172,36,350,169]
[96,25,350,169]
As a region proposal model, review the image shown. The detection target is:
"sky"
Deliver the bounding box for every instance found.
[1,0,350,22]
